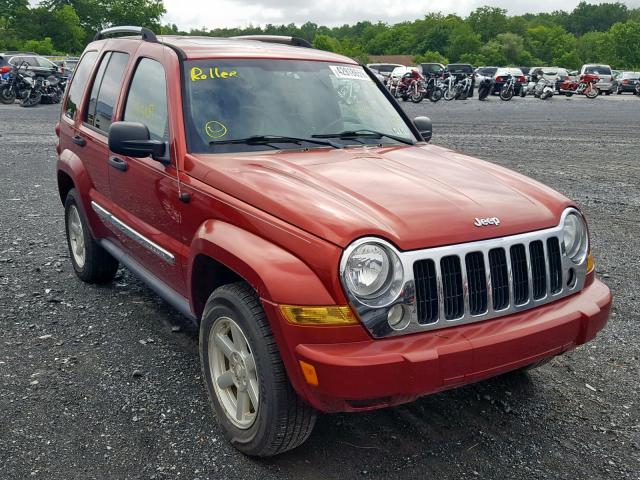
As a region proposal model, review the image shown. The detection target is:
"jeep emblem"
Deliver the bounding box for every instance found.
[474,217,501,227]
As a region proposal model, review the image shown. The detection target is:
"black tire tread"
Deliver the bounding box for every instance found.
[203,282,316,456]
[64,189,119,284]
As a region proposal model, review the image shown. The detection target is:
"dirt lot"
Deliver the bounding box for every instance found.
[1,95,639,480]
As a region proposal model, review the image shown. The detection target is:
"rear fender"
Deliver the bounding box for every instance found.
[57,150,110,239]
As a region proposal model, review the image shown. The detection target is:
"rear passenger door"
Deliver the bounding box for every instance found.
[77,51,130,199]
[107,57,186,296]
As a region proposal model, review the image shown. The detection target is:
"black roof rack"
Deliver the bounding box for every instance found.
[94,26,158,43]
[231,35,312,48]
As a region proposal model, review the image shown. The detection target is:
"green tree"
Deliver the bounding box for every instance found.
[447,24,481,61]
[567,1,629,35]
[468,6,508,41]
[576,30,614,64]
[609,21,640,68]
[413,50,448,65]
[313,34,340,52]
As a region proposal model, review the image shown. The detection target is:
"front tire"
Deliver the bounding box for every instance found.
[0,86,16,104]
[200,283,316,457]
[64,188,119,283]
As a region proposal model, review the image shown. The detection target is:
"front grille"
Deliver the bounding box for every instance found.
[413,234,565,324]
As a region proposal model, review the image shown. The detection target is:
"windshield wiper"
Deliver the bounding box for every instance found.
[210,135,343,149]
[312,129,415,146]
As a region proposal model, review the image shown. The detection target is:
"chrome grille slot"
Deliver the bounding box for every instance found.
[413,259,438,324]
[489,248,509,310]
[510,244,529,305]
[529,240,546,299]
[440,255,464,320]
[547,237,563,293]
[465,252,487,315]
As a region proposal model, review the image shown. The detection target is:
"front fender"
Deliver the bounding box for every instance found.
[188,220,337,307]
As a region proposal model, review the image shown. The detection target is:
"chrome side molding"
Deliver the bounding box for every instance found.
[91,201,176,265]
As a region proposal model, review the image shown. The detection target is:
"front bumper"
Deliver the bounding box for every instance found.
[282,279,611,412]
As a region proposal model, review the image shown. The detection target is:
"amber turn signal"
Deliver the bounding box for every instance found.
[299,360,319,386]
[280,305,358,326]
[587,250,595,273]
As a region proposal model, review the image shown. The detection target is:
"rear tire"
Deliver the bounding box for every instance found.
[429,87,442,102]
[500,88,513,101]
[64,188,119,283]
[200,282,317,457]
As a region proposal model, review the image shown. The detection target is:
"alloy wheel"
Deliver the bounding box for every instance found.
[208,316,259,429]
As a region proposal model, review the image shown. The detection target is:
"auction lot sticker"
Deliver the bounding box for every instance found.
[330,65,371,81]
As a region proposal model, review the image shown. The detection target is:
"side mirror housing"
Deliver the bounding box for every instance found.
[413,116,432,142]
[108,121,167,163]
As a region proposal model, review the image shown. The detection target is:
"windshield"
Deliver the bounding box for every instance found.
[183,59,415,153]
[585,66,611,75]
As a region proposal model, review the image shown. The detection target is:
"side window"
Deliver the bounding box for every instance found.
[84,52,129,133]
[123,58,168,141]
[64,50,98,120]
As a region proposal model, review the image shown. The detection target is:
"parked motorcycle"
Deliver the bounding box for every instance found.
[559,73,599,99]
[424,75,443,102]
[499,73,517,101]
[521,77,554,100]
[478,78,493,100]
[442,74,457,101]
[0,62,34,105]
[394,71,427,103]
[455,75,473,100]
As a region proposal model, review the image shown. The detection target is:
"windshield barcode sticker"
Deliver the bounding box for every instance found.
[330,65,371,81]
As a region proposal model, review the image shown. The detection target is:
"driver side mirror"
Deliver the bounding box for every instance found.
[108,121,168,164]
[413,116,432,142]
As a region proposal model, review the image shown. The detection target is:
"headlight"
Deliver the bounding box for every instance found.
[342,240,404,306]
[562,211,588,264]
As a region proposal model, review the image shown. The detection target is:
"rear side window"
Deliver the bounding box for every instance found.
[123,58,168,141]
[64,50,98,120]
[85,52,129,133]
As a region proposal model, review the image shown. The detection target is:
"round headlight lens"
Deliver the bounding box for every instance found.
[344,242,403,301]
[563,212,588,263]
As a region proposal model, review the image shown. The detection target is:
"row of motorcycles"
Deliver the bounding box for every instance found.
[386,70,474,103]
[385,67,621,104]
[0,61,66,107]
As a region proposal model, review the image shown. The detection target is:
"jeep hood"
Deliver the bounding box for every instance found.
[188,144,573,250]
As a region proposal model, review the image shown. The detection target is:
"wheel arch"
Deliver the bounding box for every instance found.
[188,220,337,320]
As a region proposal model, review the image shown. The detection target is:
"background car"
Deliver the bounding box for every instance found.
[368,68,386,83]
[492,67,526,94]
[0,51,61,77]
[446,63,475,96]
[419,62,445,77]
[50,56,79,77]
[530,67,572,92]
[366,63,404,79]
[613,71,640,93]
[580,64,614,94]
[474,66,498,84]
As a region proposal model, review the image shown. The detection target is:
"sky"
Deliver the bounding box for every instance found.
[162,0,640,30]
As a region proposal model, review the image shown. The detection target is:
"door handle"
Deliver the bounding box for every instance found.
[108,156,128,172]
[72,135,86,147]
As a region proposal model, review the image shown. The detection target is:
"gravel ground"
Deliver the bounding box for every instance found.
[1,95,639,480]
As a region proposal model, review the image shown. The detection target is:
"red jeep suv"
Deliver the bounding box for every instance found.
[55,26,612,456]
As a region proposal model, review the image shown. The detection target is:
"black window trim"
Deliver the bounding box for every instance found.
[120,55,171,161]
[81,49,130,136]
[63,49,99,122]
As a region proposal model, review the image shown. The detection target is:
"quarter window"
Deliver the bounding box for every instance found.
[85,51,129,133]
[123,58,169,141]
[64,50,98,120]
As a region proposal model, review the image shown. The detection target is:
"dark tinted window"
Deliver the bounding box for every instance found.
[448,64,473,74]
[585,66,611,75]
[64,50,98,120]
[85,52,129,133]
[477,67,497,76]
[123,58,168,141]
[421,63,444,75]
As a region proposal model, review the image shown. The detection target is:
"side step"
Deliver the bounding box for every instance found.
[100,239,197,323]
